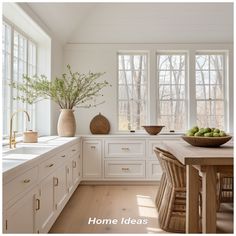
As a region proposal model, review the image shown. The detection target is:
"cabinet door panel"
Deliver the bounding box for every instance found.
[66,161,73,193]
[5,187,37,233]
[72,156,80,185]
[82,140,102,179]
[37,174,55,233]
[54,165,67,210]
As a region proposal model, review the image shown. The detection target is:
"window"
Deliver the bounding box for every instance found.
[195,53,226,129]
[2,20,37,137]
[118,53,148,131]
[156,53,187,132]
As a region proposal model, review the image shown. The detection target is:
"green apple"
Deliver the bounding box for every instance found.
[204,132,213,137]
[214,128,220,133]
[213,132,220,137]
[204,127,211,133]
[191,126,199,134]
[219,131,226,137]
[199,128,205,134]
[186,131,194,136]
[194,132,203,136]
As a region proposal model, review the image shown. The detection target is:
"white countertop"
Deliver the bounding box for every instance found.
[2,136,80,184]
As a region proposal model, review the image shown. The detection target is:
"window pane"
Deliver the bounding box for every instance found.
[210,55,223,70]
[157,53,186,131]
[196,71,209,84]
[210,85,223,99]
[157,55,171,70]
[172,71,185,84]
[2,24,37,137]
[172,85,185,99]
[196,53,225,129]
[210,71,223,84]
[171,55,185,70]
[159,85,171,100]
[118,53,148,130]
[196,85,210,99]
[196,55,209,70]
[2,22,12,136]
[158,71,171,84]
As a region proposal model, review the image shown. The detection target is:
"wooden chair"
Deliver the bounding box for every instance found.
[154,147,176,211]
[157,152,202,233]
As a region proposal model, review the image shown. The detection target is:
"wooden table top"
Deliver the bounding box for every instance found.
[160,141,234,165]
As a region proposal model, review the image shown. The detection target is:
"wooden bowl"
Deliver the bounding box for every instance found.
[181,135,232,147]
[142,125,165,135]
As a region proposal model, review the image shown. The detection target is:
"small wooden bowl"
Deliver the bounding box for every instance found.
[142,125,165,135]
[181,135,232,147]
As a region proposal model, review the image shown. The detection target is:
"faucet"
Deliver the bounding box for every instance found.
[9,110,30,149]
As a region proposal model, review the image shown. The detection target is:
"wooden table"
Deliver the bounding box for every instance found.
[160,141,233,233]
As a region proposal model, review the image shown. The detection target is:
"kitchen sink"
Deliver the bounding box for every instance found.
[3,146,54,156]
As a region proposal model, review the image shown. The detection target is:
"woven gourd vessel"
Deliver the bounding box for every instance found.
[90,113,110,134]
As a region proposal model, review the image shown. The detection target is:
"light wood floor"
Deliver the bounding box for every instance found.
[50,185,233,234]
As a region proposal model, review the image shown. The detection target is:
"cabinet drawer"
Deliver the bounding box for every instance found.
[104,140,145,158]
[68,143,80,157]
[4,167,38,203]
[39,155,59,178]
[104,161,145,178]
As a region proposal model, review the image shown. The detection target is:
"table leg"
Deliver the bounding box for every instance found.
[186,165,200,233]
[201,166,217,233]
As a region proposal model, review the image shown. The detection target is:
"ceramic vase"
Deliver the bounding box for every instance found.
[57,109,76,137]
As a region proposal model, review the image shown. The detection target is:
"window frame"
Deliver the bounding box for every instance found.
[2,18,37,138]
[156,51,188,132]
[117,51,150,132]
[194,51,228,130]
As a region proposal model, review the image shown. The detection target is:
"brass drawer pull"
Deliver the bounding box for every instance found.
[121,167,130,171]
[36,199,40,211]
[121,147,130,151]
[72,149,76,152]
[23,179,31,183]
[54,177,59,186]
[47,163,54,168]
[61,155,66,158]
[90,146,96,149]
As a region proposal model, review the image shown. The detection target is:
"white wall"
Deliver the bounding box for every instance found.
[64,43,234,134]
[68,3,233,44]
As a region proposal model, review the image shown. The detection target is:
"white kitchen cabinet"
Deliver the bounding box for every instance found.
[104,160,145,179]
[72,154,80,185]
[36,173,55,233]
[146,161,162,180]
[104,139,145,158]
[4,187,38,233]
[3,138,81,234]
[53,165,67,212]
[82,140,102,179]
[66,160,73,193]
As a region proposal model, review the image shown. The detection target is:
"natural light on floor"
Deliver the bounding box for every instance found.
[136,194,163,233]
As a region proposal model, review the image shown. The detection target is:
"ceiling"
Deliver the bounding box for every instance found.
[27,2,233,44]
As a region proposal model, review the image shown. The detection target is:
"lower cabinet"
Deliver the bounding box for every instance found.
[82,140,102,179]
[3,140,81,234]
[146,161,162,180]
[72,154,80,185]
[36,173,55,233]
[4,187,38,233]
[54,165,68,212]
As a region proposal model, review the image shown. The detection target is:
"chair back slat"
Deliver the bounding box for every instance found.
[159,153,186,188]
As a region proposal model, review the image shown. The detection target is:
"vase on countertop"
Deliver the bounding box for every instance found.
[57,109,76,137]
